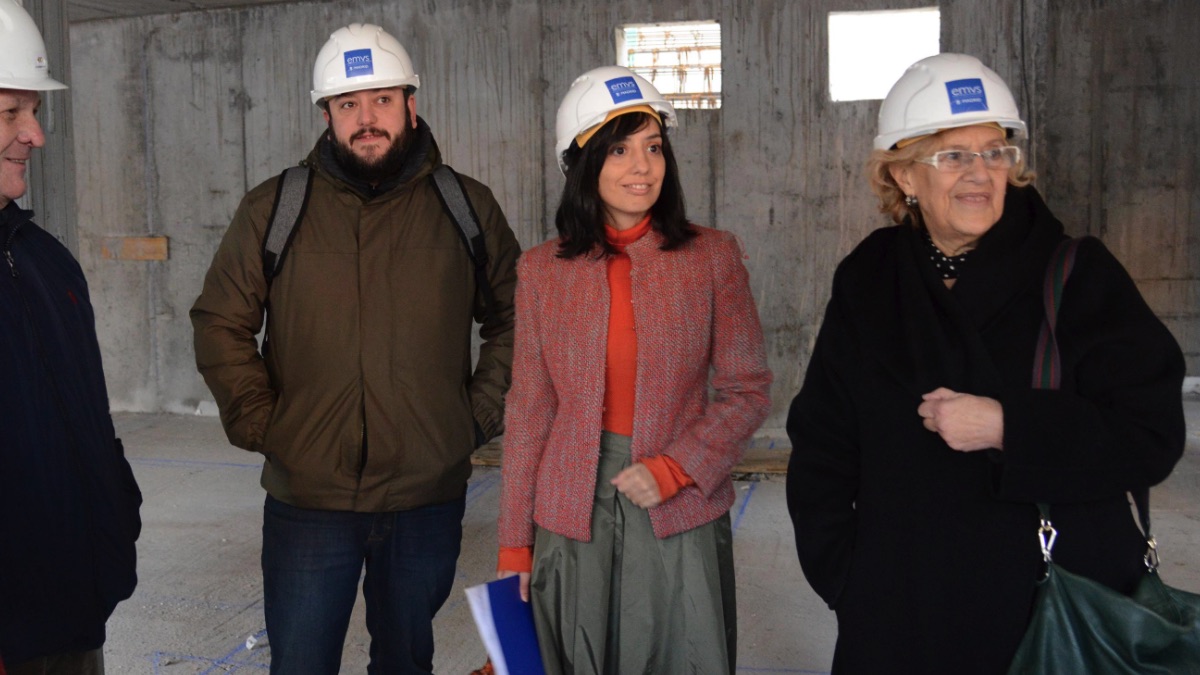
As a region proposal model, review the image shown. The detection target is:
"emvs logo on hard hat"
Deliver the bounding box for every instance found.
[344,49,374,78]
[605,76,643,104]
[945,78,989,115]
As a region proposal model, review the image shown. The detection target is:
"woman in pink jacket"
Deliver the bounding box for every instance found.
[496,65,773,674]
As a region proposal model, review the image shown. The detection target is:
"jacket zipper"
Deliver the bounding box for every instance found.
[360,414,369,475]
[4,220,22,278]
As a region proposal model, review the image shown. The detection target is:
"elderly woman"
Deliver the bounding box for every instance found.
[785,53,1185,674]
[496,65,772,674]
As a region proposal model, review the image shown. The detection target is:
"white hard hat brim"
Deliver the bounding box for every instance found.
[874,116,1027,151]
[571,100,678,140]
[310,76,419,105]
[0,76,68,91]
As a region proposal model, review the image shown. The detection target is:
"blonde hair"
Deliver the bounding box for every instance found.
[867,129,1036,226]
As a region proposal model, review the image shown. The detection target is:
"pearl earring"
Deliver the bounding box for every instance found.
[905,195,919,207]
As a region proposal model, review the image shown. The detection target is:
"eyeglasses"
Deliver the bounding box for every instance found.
[914,146,1022,172]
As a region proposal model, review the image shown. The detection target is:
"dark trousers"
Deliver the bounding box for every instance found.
[261,494,465,674]
[6,649,103,675]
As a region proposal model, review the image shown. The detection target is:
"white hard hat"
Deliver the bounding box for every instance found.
[874,53,1025,151]
[311,23,419,105]
[554,65,676,173]
[0,0,67,91]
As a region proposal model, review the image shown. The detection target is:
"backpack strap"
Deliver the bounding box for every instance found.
[262,166,314,289]
[428,164,496,322]
[1031,238,1082,390]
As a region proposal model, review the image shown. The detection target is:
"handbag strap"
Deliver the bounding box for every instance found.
[1032,238,1081,390]
[1030,238,1159,570]
[1030,239,1079,565]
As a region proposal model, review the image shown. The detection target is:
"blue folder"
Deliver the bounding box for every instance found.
[465,575,546,675]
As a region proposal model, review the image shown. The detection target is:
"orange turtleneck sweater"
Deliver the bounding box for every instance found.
[498,216,694,574]
[600,216,648,435]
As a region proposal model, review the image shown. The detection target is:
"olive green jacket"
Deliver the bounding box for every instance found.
[191,127,519,512]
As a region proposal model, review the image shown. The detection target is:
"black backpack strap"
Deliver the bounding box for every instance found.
[429,164,495,322]
[262,166,314,289]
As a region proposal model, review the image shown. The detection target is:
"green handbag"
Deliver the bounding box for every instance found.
[1008,239,1200,674]
[1006,503,1200,674]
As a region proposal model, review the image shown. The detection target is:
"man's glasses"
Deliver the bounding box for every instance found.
[915,146,1021,172]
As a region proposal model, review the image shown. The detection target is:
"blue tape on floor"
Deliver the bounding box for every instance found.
[466,472,501,505]
[732,482,758,533]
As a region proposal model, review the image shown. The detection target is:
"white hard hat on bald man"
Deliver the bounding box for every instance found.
[0,0,68,91]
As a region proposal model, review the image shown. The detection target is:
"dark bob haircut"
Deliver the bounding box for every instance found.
[554,111,695,259]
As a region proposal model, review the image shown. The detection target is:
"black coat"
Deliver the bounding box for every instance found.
[785,186,1186,674]
[0,202,141,665]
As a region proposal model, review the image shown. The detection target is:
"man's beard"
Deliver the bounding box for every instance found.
[329,125,413,185]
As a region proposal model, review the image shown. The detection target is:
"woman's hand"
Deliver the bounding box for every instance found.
[917,387,1004,451]
[497,570,531,602]
[611,463,663,509]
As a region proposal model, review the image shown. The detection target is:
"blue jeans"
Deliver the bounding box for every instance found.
[261,495,465,674]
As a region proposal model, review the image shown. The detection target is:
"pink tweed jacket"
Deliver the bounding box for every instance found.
[498,226,772,546]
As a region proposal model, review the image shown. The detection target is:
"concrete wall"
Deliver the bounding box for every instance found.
[68,0,1200,426]
[21,0,76,253]
[1036,1,1200,379]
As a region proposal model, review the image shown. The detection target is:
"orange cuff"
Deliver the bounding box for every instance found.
[641,455,695,502]
[498,546,533,574]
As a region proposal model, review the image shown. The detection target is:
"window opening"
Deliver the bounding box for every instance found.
[828,8,940,102]
[617,21,721,110]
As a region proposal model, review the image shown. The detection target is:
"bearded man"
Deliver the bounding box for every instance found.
[190,23,519,674]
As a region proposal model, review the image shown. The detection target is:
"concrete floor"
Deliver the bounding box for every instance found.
[103,401,1200,674]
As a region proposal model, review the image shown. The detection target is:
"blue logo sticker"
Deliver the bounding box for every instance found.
[605,76,643,104]
[344,48,374,78]
[945,78,989,114]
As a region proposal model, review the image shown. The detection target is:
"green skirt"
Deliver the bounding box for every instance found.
[530,431,737,675]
